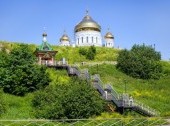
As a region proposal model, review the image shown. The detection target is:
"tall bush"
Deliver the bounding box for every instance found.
[79,46,97,60]
[117,44,162,79]
[32,78,105,119]
[0,44,50,96]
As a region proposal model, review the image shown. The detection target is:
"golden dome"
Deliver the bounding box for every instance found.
[105,32,114,39]
[75,13,101,32]
[60,34,70,42]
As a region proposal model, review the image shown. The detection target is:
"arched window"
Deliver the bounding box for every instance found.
[86,37,88,43]
[78,38,79,44]
[96,37,98,43]
[81,37,83,43]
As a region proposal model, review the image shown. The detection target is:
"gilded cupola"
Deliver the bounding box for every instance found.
[60,33,70,42]
[74,11,101,32]
[104,32,114,39]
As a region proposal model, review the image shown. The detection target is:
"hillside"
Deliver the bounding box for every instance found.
[85,63,170,117]
[0,41,170,119]
[0,41,119,63]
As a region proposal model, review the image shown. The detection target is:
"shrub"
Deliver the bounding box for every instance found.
[117,44,162,79]
[86,46,96,60]
[79,46,97,60]
[161,61,170,76]
[79,48,87,56]
[0,44,50,96]
[32,78,105,119]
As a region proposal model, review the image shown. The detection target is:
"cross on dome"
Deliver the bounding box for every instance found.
[86,10,89,15]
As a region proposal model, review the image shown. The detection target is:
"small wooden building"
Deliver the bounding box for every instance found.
[35,33,57,65]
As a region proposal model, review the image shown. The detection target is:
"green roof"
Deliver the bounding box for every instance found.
[37,41,53,51]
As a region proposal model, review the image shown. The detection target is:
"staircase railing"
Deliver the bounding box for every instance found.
[133,100,159,116]
[55,61,68,66]
[69,64,81,76]
[80,69,91,81]
[48,59,159,117]
[68,64,91,81]
[105,84,120,100]
[91,74,105,97]
[104,84,122,107]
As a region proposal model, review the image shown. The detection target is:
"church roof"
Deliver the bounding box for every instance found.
[60,33,70,42]
[74,11,101,32]
[36,32,53,51]
[37,41,53,51]
[105,32,114,39]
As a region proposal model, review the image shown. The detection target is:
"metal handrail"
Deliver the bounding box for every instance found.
[91,75,120,105]
[91,75,105,95]
[105,84,120,100]
[47,59,159,117]
[133,100,159,116]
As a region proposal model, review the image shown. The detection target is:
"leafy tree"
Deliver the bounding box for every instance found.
[79,48,87,56]
[79,46,97,60]
[86,46,96,60]
[0,44,50,96]
[32,78,105,119]
[90,45,96,54]
[117,44,162,79]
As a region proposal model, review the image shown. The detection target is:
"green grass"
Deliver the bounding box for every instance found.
[0,68,70,119]
[87,63,170,117]
[0,40,170,119]
[52,46,119,63]
[1,93,34,119]
[0,64,170,120]
[46,68,70,85]
[0,41,120,64]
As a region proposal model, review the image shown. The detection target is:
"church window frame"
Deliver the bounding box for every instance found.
[78,38,79,45]
[81,37,83,43]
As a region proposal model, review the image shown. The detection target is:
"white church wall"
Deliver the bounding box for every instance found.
[75,31,102,46]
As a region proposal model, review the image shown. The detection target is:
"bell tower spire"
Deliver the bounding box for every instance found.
[42,27,47,42]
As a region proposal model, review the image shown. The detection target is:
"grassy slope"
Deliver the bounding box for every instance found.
[0,68,69,119]
[52,46,119,63]
[0,41,170,118]
[1,93,34,119]
[87,64,170,116]
[0,41,119,63]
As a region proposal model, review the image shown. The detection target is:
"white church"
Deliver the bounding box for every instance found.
[60,11,114,48]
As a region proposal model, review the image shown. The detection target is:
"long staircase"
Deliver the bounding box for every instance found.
[47,59,159,117]
[91,74,159,117]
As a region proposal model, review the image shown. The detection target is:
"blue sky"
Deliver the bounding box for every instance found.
[0,0,170,60]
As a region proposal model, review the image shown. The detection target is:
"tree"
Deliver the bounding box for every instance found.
[32,78,105,119]
[86,46,96,60]
[79,48,87,56]
[0,44,50,96]
[79,46,97,60]
[117,44,162,79]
